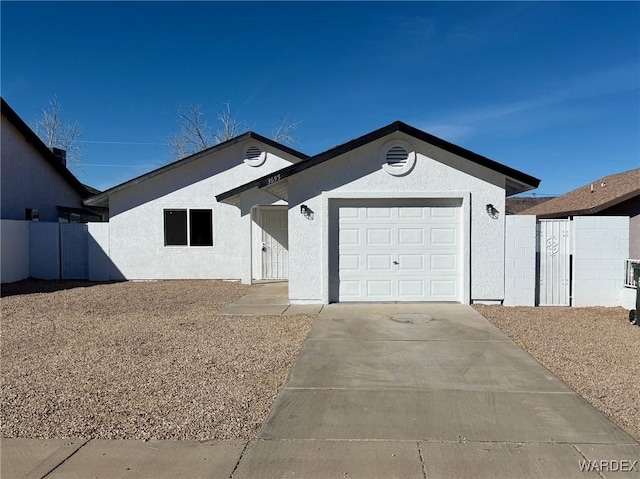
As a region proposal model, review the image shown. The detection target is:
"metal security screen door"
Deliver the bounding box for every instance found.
[538,219,571,306]
[256,207,289,280]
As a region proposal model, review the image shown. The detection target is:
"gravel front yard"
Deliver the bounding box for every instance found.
[474,305,640,440]
[1,280,314,440]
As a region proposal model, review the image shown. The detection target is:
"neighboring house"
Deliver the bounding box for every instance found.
[0,97,104,223]
[87,121,540,304]
[505,196,555,215]
[519,168,640,258]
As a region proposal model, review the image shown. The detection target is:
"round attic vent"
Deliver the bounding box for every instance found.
[243,144,266,167]
[386,145,409,167]
[380,140,416,176]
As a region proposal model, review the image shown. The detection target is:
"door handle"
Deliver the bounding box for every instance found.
[261,242,267,252]
[393,260,399,265]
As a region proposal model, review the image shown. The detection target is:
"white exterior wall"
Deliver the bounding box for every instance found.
[1,116,85,222]
[572,216,629,307]
[88,222,111,281]
[504,215,536,306]
[286,133,507,304]
[0,219,30,283]
[107,142,296,280]
[29,222,60,279]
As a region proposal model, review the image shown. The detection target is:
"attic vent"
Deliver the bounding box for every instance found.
[380,140,416,177]
[386,146,409,167]
[243,144,266,167]
[245,146,262,161]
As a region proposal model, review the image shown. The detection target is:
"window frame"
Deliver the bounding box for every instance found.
[163,208,214,247]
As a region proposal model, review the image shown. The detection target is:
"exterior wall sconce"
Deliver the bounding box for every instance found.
[486,203,499,219]
[300,204,313,219]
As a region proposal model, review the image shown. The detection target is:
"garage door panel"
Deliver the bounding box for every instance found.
[366,254,393,271]
[366,228,392,245]
[430,280,458,298]
[398,280,425,297]
[398,254,425,271]
[335,201,461,302]
[430,228,457,246]
[340,228,360,245]
[430,207,458,220]
[398,228,424,245]
[430,254,458,272]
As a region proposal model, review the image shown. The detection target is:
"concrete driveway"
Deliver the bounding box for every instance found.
[235,303,639,479]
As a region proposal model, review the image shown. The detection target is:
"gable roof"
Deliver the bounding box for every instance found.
[216,121,541,202]
[1,97,92,199]
[519,167,640,218]
[84,132,309,207]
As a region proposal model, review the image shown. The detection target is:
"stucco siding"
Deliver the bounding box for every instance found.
[287,133,507,303]
[107,142,295,279]
[1,116,85,222]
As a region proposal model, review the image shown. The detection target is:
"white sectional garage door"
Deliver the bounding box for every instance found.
[332,200,462,302]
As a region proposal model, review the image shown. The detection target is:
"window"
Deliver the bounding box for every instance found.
[189,209,213,246]
[164,210,187,246]
[164,209,213,246]
[25,208,39,221]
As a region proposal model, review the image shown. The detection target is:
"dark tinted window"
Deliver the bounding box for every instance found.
[190,209,213,246]
[164,210,187,246]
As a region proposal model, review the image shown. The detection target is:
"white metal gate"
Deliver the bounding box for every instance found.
[60,223,89,279]
[256,207,288,280]
[537,219,571,306]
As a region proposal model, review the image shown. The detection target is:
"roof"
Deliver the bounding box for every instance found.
[519,167,640,218]
[506,196,555,215]
[84,131,309,207]
[1,97,92,199]
[216,121,541,202]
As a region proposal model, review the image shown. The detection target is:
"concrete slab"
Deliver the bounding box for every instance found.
[217,304,289,315]
[0,438,87,479]
[259,389,636,444]
[575,444,640,477]
[420,441,602,479]
[283,304,323,315]
[46,439,246,479]
[311,305,509,342]
[287,339,572,392]
[234,439,424,479]
[231,294,290,306]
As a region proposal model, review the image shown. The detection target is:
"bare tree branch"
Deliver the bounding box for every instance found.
[168,105,215,160]
[214,102,247,144]
[271,116,300,146]
[167,102,299,161]
[32,96,83,171]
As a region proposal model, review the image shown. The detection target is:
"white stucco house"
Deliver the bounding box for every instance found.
[85,121,540,304]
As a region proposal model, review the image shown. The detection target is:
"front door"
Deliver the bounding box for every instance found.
[255,207,288,280]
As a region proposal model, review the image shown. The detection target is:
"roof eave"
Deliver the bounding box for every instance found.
[84,132,308,207]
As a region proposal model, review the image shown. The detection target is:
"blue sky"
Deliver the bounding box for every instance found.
[2,1,639,195]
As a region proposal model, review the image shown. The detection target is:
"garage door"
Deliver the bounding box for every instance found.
[332,200,462,302]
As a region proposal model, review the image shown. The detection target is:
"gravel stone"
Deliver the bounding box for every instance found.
[1,280,314,440]
[474,305,640,440]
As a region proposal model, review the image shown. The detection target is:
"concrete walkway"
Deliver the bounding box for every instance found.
[3,300,639,478]
[217,281,323,316]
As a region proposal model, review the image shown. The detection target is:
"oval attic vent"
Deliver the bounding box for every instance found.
[386,145,409,167]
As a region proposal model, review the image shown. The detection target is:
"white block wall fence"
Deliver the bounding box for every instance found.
[504,215,536,306]
[572,216,629,307]
[504,215,630,307]
[0,219,30,283]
